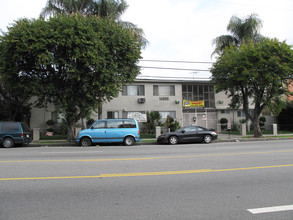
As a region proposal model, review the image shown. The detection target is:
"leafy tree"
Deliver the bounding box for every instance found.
[211,38,293,137]
[212,13,263,57]
[0,15,142,141]
[0,80,31,122]
[212,14,264,131]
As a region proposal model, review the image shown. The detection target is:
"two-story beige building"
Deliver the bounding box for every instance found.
[31,76,277,133]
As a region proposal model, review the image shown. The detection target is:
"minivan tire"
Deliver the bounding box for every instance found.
[80,137,92,147]
[2,137,15,148]
[124,136,134,146]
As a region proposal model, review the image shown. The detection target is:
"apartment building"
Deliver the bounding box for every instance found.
[30,76,275,132]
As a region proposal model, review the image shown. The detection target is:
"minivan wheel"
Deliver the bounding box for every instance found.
[203,135,212,144]
[80,137,92,147]
[124,136,134,146]
[169,136,178,145]
[2,137,14,148]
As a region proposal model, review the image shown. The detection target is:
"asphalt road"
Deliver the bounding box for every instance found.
[1,140,293,220]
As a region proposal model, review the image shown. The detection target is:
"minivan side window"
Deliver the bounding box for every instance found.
[92,121,106,129]
[1,123,19,132]
[107,120,124,128]
[124,120,136,128]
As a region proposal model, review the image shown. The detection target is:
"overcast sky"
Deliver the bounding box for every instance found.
[1,0,293,79]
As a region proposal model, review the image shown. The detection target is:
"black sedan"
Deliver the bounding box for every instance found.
[157,126,217,144]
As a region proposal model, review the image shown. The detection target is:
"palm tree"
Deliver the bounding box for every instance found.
[91,0,127,20]
[212,13,263,56]
[41,0,148,47]
[41,0,95,16]
[212,14,263,133]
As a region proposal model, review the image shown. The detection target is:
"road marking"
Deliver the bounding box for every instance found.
[0,164,292,181]
[1,150,293,163]
[248,205,293,214]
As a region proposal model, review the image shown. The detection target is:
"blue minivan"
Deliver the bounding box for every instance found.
[76,119,141,147]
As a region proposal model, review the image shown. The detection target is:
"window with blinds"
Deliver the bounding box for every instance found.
[122,85,145,96]
[153,85,175,96]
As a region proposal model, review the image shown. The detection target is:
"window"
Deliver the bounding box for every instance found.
[221,110,230,114]
[184,126,197,132]
[182,85,192,100]
[237,110,246,117]
[1,123,19,132]
[159,111,176,119]
[182,84,215,108]
[107,111,119,119]
[124,120,136,128]
[92,121,106,129]
[153,85,175,96]
[107,120,124,128]
[122,85,145,96]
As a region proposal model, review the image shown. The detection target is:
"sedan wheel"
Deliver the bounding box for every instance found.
[80,137,92,147]
[169,136,178,145]
[2,137,14,148]
[203,135,212,144]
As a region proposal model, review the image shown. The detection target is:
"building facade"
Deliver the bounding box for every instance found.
[30,77,276,133]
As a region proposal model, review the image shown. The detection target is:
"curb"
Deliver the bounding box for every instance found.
[28,136,293,147]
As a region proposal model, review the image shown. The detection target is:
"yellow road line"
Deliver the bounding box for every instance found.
[1,150,293,163]
[1,164,292,181]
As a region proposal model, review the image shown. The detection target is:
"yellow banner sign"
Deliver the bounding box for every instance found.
[183,100,204,108]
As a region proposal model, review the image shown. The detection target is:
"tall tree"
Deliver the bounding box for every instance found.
[212,13,263,130]
[41,0,148,48]
[211,38,293,137]
[41,0,147,120]
[0,79,31,122]
[212,13,263,56]
[41,0,95,16]
[0,15,142,141]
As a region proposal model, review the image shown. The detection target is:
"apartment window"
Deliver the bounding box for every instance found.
[153,85,175,96]
[122,85,145,96]
[159,111,176,119]
[182,85,192,100]
[182,84,215,108]
[221,110,230,114]
[237,110,254,118]
[107,111,119,119]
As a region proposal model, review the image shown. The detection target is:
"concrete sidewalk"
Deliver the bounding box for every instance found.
[217,133,293,142]
[29,133,293,147]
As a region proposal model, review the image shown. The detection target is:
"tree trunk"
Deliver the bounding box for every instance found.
[253,117,262,138]
[67,120,76,142]
[97,94,103,119]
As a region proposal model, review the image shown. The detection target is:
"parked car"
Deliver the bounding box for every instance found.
[76,119,141,147]
[157,126,217,144]
[0,122,32,148]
